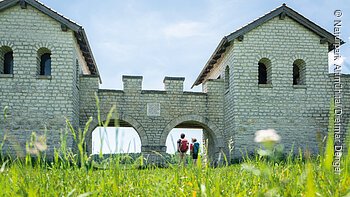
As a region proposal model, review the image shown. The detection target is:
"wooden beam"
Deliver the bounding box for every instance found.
[279,12,286,20]
[213,53,221,60]
[76,34,83,41]
[82,54,91,61]
[80,45,88,51]
[223,41,231,47]
[61,24,68,32]
[320,37,328,44]
[19,0,27,9]
[82,51,90,56]
[218,48,226,54]
[209,59,217,64]
[237,35,244,41]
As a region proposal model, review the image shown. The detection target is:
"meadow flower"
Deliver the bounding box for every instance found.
[255,129,280,157]
[201,184,207,197]
[26,146,39,155]
[35,135,47,152]
[26,134,47,155]
[34,141,47,152]
[0,160,9,173]
[228,136,234,152]
[254,129,280,143]
[241,163,261,176]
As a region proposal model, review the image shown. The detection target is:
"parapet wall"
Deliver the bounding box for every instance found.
[121,75,184,92]
[79,75,226,160]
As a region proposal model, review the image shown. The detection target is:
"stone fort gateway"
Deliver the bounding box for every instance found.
[0,0,349,162]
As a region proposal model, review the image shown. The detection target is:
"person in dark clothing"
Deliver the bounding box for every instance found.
[190,138,200,165]
[177,133,189,165]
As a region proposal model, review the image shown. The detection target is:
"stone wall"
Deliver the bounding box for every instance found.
[79,75,99,154]
[215,16,334,158]
[79,75,225,160]
[0,4,79,156]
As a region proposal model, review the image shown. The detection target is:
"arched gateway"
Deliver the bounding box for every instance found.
[88,113,148,155]
[160,115,224,159]
[80,76,226,163]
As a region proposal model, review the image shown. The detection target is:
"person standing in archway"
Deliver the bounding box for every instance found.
[177,133,189,165]
[190,138,200,165]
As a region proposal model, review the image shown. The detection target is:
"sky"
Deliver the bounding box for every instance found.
[92,127,202,154]
[39,0,350,91]
[36,0,350,154]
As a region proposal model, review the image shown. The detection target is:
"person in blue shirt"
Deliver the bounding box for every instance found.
[190,138,200,165]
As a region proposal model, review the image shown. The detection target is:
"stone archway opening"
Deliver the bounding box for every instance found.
[163,119,220,162]
[91,119,142,155]
[165,128,203,154]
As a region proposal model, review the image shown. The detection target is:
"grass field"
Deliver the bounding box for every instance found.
[0,153,350,196]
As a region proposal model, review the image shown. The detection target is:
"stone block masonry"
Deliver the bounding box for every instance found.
[79,75,226,161]
[214,16,350,158]
[0,4,81,157]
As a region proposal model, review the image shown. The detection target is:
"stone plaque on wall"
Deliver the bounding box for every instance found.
[147,103,160,116]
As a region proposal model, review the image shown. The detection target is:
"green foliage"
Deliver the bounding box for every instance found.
[323,98,335,171]
[0,106,9,162]
[3,155,350,196]
[305,161,316,197]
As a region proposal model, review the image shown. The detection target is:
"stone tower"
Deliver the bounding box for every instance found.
[0,0,99,156]
[192,4,349,158]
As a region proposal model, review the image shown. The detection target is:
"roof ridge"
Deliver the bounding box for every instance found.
[225,4,285,38]
[34,0,82,28]
[0,0,101,81]
[192,4,342,87]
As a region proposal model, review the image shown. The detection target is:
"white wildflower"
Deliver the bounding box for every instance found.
[254,129,280,143]
[257,149,271,157]
[228,136,234,152]
[26,146,39,155]
[0,160,9,173]
[241,163,261,176]
[34,135,47,152]
[34,141,47,152]
[26,134,47,155]
[201,184,207,197]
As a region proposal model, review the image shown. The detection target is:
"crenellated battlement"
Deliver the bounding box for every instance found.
[122,75,143,92]
[122,75,186,93]
[163,76,185,92]
[119,75,222,94]
[78,74,226,160]
[202,79,225,94]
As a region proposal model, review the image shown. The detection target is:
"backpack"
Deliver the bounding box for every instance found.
[179,139,189,152]
[193,142,199,154]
